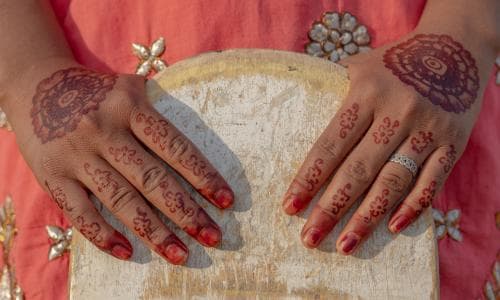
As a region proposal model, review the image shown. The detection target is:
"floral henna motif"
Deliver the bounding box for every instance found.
[417,181,437,214]
[135,113,170,150]
[159,181,195,217]
[44,180,73,212]
[83,163,119,194]
[76,216,103,245]
[31,68,117,143]
[327,183,352,216]
[384,34,479,114]
[411,131,434,153]
[339,103,359,138]
[304,159,324,191]
[363,189,390,223]
[180,155,207,177]
[133,207,159,241]
[438,145,457,173]
[108,146,144,165]
[372,117,400,144]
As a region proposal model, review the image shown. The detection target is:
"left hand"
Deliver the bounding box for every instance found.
[281,30,496,254]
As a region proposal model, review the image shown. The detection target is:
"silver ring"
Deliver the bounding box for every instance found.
[389,153,418,177]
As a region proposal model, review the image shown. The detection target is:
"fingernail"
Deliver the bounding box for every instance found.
[156,235,189,265]
[108,231,133,260]
[339,232,360,255]
[390,215,411,233]
[214,187,234,208]
[302,227,323,248]
[198,224,221,247]
[283,194,304,215]
[164,243,189,265]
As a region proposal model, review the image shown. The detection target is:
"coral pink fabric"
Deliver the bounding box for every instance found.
[0,0,498,299]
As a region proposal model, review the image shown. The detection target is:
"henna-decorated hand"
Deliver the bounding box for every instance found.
[282,32,496,254]
[7,67,234,265]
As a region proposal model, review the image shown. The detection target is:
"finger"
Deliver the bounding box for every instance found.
[282,99,373,215]
[76,157,189,265]
[335,132,435,255]
[43,178,133,260]
[388,145,458,233]
[300,115,405,248]
[102,139,221,247]
[129,105,233,209]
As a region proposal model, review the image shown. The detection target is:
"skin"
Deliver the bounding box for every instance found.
[0,1,234,265]
[282,0,499,254]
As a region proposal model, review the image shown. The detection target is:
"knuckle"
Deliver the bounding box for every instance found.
[379,171,412,195]
[109,186,138,214]
[140,165,169,194]
[342,160,372,185]
[317,138,339,161]
[167,134,190,161]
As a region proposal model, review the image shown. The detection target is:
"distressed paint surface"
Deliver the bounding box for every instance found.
[70,50,438,299]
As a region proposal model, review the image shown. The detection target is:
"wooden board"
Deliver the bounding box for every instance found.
[69,49,438,299]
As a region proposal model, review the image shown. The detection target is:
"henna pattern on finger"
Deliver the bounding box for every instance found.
[135,113,170,150]
[372,117,400,144]
[304,159,324,191]
[384,34,479,114]
[159,181,196,217]
[438,145,457,174]
[416,180,437,215]
[326,183,352,216]
[180,155,207,177]
[83,163,119,194]
[108,146,144,165]
[44,180,74,212]
[31,68,117,143]
[339,103,359,138]
[75,216,103,245]
[411,131,434,153]
[363,189,390,223]
[133,207,159,241]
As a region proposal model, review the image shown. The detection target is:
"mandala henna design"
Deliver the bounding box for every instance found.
[109,146,144,165]
[133,207,159,241]
[44,180,74,212]
[304,159,324,191]
[411,131,434,153]
[327,183,352,216]
[384,34,479,113]
[31,68,117,143]
[417,180,437,215]
[372,117,400,144]
[438,145,457,174]
[76,216,103,245]
[339,103,359,138]
[364,189,390,223]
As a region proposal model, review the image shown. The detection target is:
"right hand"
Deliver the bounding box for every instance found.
[6,66,234,265]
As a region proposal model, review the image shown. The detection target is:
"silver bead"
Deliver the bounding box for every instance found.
[322,12,340,30]
[341,12,358,32]
[344,42,358,55]
[329,51,340,62]
[329,30,341,43]
[353,25,371,45]
[308,23,328,42]
[340,32,353,45]
[150,37,165,57]
[306,42,323,57]
[131,43,150,60]
[323,41,336,53]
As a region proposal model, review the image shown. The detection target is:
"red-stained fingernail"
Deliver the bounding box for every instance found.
[283,194,305,215]
[389,215,411,233]
[302,227,323,248]
[339,232,360,255]
[214,187,234,208]
[156,235,189,265]
[107,231,133,260]
[198,224,222,247]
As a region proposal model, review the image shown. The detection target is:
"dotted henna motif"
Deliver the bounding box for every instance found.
[339,103,359,138]
[31,68,117,143]
[438,145,457,174]
[109,146,144,165]
[133,207,158,241]
[45,181,73,212]
[76,216,103,245]
[326,183,352,216]
[304,159,324,191]
[373,117,400,144]
[364,189,390,223]
[411,131,434,153]
[384,34,479,113]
